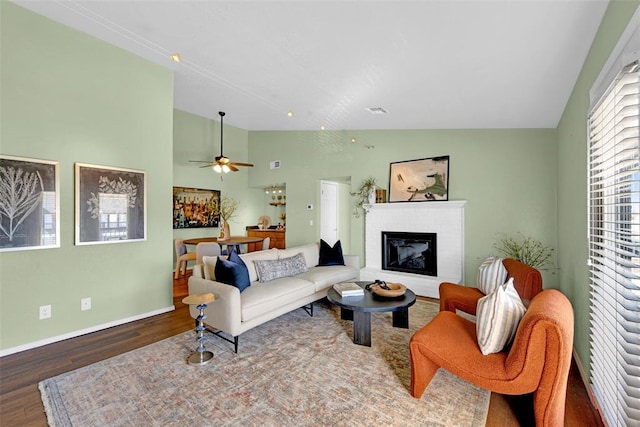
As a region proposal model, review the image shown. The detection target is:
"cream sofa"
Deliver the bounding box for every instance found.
[187,242,360,352]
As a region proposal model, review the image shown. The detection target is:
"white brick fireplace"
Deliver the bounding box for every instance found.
[360,200,467,298]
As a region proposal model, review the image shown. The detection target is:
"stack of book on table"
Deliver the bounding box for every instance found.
[333,282,364,297]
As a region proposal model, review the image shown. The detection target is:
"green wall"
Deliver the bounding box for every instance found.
[248,128,559,287]
[0,2,174,351]
[556,0,639,375]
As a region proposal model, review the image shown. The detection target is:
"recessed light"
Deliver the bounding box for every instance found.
[320,126,325,130]
[287,110,294,117]
[351,137,356,143]
[169,53,181,63]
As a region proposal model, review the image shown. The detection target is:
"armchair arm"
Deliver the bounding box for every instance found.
[187,276,243,337]
[438,282,484,315]
[191,263,204,279]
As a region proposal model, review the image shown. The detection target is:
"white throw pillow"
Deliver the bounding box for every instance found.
[202,255,219,280]
[476,278,526,355]
[476,256,507,294]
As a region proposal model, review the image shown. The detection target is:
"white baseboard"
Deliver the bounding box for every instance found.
[0,305,176,357]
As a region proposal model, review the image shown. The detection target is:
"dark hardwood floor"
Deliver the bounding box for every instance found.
[0,272,603,426]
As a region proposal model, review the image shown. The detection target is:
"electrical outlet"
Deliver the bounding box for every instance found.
[81,297,91,311]
[39,305,52,320]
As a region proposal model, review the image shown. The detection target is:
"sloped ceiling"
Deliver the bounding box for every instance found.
[13,0,609,131]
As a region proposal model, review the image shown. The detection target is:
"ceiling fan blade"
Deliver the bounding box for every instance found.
[228,164,239,172]
[189,160,213,163]
[229,162,254,167]
[199,163,215,168]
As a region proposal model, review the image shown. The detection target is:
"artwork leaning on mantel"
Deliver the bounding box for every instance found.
[173,186,220,229]
[0,155,60,252]
[389,155,449,202]
[75,163,146,245]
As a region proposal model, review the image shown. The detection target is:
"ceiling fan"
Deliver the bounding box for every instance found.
[189,111,254,173]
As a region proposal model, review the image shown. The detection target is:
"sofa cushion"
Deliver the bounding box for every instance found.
[297,265,359,292]
[240,277,315,322]
[476,256,507,294]
[215,252,251,293]
[239,248,279,282]
[254,253,308,282]
[278,243,319,269]
[318,239,345,266]
[476,278,526,355]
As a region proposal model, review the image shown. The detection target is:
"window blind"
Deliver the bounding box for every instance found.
[588,60,640,427]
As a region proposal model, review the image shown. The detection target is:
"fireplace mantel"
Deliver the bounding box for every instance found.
[361,200,467,298]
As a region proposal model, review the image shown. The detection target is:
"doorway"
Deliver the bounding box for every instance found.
[320,180,338,245]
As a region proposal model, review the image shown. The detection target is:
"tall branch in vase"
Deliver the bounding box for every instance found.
[218,196,238,241]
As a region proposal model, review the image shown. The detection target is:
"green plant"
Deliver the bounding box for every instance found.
[350,177,377,218]
[219,196,239,222]
[493,233,554,270]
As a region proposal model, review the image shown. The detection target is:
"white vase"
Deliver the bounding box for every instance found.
[219,221,230,241]
[368,188,377,204]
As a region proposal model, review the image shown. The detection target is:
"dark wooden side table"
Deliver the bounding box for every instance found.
[326,281,417,346]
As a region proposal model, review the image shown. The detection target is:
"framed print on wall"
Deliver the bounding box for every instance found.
[75,163,146,245]
[0,155,60,252]
[389,155,450,202]
[173,186,220,229]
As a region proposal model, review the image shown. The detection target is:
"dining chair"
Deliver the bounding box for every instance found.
[196,242,221,264]
[174,238,196,279]
[261,237,271,250]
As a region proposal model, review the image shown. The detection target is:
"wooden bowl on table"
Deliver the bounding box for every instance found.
[371,282,407,298]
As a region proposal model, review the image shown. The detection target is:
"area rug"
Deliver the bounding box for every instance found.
[40,300,489,426]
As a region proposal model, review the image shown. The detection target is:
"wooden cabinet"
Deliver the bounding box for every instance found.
[246,228,285,252]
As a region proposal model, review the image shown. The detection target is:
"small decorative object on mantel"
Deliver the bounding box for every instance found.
[389,156,449,202]
[350,177,378,218]
[218,196,238,241]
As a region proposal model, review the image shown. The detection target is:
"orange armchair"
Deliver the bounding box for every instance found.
[410,289,574,427]
[439,258,542,315]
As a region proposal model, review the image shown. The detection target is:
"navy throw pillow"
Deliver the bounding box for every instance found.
[318,239,345,266]
[215,250,251,292]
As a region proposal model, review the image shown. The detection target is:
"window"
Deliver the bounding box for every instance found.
[588,60,640,426]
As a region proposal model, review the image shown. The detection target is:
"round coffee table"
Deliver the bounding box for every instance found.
[326,281,416,346]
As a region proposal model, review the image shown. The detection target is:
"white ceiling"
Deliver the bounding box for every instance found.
[14,0,609,131]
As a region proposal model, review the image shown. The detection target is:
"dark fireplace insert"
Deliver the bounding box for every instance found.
[382,231,437,276]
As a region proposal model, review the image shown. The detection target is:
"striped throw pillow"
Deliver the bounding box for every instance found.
[476,256,507,294]
[476,278,526,355]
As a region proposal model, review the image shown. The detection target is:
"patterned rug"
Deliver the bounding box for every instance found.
[40,300,489,426]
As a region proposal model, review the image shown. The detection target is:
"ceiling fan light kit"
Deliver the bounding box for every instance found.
[189,111,254,174]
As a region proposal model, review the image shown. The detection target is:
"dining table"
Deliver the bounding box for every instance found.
[183,236,264,253]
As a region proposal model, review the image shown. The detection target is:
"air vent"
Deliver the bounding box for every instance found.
[366,107,388,115]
